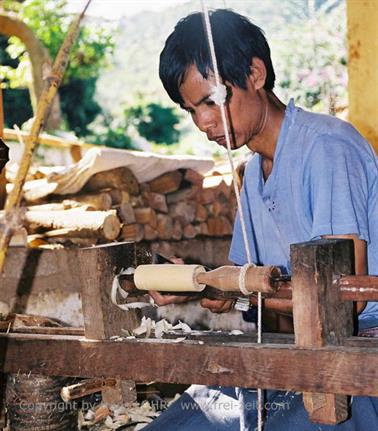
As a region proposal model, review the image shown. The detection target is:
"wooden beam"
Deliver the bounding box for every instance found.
[291,239,354,424]
[4,128,95,149]
[338,275,378,301]
[0,333,377,396]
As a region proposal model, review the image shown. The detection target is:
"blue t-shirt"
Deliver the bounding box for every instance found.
[229,99,378,329]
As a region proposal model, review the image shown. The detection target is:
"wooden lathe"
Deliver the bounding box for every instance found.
[0,239,377,426]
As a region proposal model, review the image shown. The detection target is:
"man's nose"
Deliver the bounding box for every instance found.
[197,111,217,134]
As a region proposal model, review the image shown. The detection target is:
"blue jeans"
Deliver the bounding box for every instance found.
[144,385,378,431]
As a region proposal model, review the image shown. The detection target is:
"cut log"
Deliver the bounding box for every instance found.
[184,168,204,186]
[206,201,225,218]
[120,223,143,242]
[83,167,140,195]
[66,191,112,211]
[26,202,82,212]
[196,188,215,205]
[172,220,183,241]
[144,192,168,213]
[199,222,209,236]
[108,189,130,205]
[195,203,208,222]
[183,224,198,239]
[25,209,121,241]
[166,186,198,204]
[168,201,196,226]
[130,195,144,208]
[148,171,182,194]
[116,203,136,225]
[134,207,157,229]
[215,179,232,199]
[140,183,151,193]
[144,224,158,241]
[156,214,173,240]
[207,216,233,237]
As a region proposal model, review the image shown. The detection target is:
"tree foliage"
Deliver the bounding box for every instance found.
[0,0,114,134]
[274,0,347,113]
[124,102,181,145]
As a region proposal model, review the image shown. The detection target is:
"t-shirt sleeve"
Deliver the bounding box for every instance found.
[306,135,370,241]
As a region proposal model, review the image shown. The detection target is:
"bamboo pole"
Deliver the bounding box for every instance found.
[0,0,92,272]
[0,85,8,209]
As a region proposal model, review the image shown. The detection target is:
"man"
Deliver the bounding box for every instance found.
[145,9,378,431]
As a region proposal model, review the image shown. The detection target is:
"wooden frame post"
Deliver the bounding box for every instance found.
[291,239,354,424]
[77,241,151,405]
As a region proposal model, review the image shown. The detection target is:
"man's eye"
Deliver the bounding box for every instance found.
[205,100,215,106]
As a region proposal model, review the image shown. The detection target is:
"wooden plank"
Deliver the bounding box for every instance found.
[77,241,151,339]
[0,333,377,396]
[291,239,354,424]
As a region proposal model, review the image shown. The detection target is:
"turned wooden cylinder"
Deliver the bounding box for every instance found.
[134,264,281,294]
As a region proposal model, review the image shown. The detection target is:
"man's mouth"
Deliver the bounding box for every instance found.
[211,135,234,148]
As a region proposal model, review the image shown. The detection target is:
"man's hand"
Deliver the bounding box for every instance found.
[149,291,193,306]
[148,256,193,306]
[200,298,235,314]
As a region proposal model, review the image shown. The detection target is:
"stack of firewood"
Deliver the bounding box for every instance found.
[8,165,238,248]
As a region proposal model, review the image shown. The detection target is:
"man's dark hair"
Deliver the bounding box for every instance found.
[159,9,275,105]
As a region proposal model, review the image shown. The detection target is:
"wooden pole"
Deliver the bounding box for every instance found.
[0,86,7,209]
[0,0,92,272]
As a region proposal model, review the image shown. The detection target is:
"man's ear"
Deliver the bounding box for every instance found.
[248,57,267,90]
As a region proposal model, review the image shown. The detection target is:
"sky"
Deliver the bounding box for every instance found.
[65,0,191,20]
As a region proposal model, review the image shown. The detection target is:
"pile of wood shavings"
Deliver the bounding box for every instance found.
[80,395,181,430]
[120,317,193,340]
[80,401,157,430]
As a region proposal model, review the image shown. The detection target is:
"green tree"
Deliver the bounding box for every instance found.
[124,102,181,145]
[0,0,114,134]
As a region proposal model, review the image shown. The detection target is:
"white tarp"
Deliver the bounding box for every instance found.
[21,147,214,201]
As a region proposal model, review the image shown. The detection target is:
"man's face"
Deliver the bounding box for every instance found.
[179,64,264,151]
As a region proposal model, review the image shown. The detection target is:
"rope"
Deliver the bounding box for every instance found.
[200,3,264,429]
